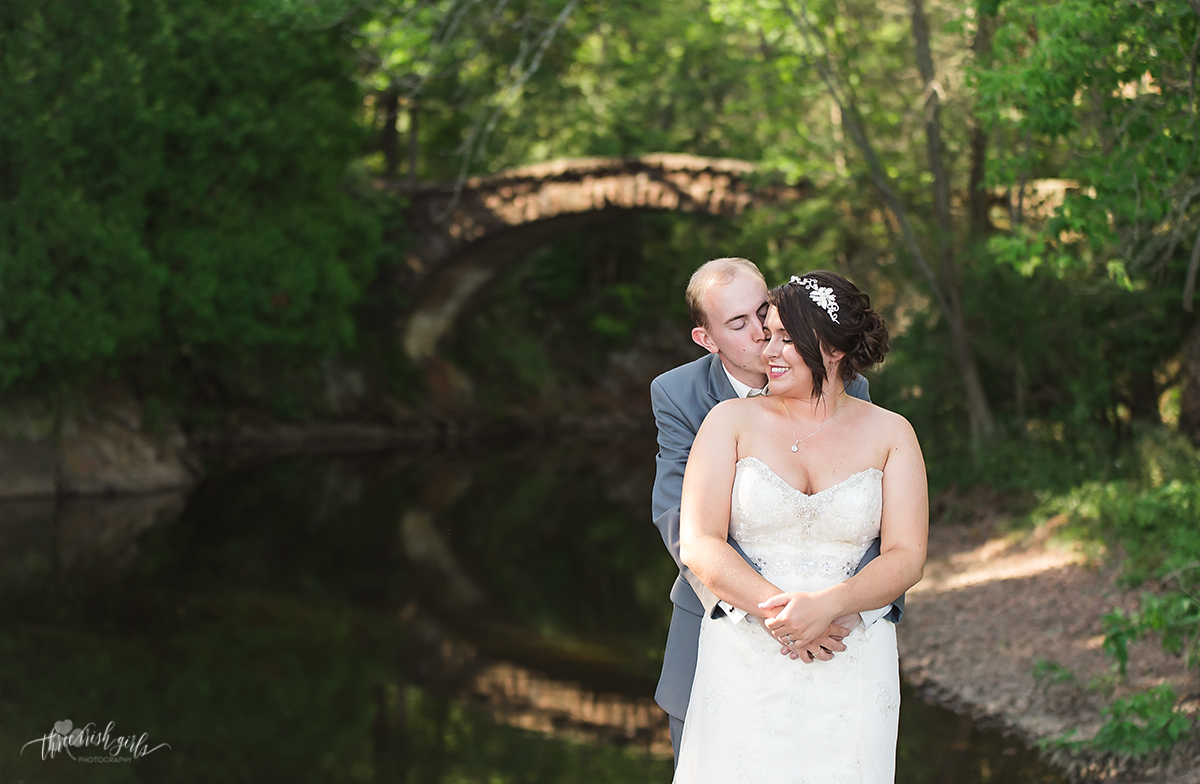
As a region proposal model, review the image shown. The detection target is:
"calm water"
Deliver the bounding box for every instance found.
[0,439,1065,783]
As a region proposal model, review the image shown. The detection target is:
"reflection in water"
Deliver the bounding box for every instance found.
[0,443,1065,783]
[471,661,669,753]
[57,493,186,576]
[401,509,487,610]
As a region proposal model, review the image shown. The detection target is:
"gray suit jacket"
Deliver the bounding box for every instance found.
[649,352,901,720]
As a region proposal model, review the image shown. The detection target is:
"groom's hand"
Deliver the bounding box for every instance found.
[830,613,862,637]
[776,620,850,662]
[760,591,837,649]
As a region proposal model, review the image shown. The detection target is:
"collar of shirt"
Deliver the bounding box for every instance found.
[722,363,768,399]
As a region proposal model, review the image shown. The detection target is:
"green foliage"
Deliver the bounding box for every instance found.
[511,0,791,163]
[1104,592,1200,678]
[1031,659,1078,685]
[1090,685,1195,759]
[0,0,378,394]
[352,0,587,180]
[1027,431,1200,756]
[1086,476,1200,585]
[1022,434,1200,531]
[1058,441,1200,660]
[0,0,172,387]
[2,0,1198,473]
[1052,685,1194,760]
[400,0,1200,479]
[978,0,1200,288]
[1101,609,1138,677]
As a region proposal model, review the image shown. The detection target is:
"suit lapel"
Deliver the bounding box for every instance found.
[706,353,737,406]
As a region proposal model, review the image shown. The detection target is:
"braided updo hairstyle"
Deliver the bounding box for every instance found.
[767,270,890,400]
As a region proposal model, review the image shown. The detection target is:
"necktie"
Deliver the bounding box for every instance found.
[747,387,769,397]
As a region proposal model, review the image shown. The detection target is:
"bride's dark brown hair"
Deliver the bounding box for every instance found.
[767,270,890,400]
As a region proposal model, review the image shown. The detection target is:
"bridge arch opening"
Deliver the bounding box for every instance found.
[393,155,809,362]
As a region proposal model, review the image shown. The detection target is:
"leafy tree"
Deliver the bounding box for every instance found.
[0,0,173,388]
[701,0,1000,451]
[0,0,377,395]
[975,0,1200,429]
[979,1,1200,292]
[350,0,584,182]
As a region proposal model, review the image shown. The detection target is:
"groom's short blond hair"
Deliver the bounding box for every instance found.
[686,257,765,329]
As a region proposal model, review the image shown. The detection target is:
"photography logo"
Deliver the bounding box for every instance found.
[21,720,170,763]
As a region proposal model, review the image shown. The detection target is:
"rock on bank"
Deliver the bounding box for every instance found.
[0,389,196,499]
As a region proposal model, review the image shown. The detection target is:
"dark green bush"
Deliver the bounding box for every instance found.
[0,0,378,392]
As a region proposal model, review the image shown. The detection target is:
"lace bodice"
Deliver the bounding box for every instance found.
[730,457,883,585]
[674,456,899,784]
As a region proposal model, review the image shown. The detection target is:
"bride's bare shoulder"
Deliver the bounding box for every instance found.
[854,399,919,442]
[707,395,761,420]
[703,396,772,431]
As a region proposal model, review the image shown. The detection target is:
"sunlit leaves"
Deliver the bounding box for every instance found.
[977,0,1200,283]
[351,0,583,178]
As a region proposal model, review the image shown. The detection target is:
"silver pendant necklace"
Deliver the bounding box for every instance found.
[781,397,846,452]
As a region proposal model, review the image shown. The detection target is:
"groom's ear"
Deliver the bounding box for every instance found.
[692,326,718,354]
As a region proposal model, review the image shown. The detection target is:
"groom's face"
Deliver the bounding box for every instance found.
[691,269,770,386]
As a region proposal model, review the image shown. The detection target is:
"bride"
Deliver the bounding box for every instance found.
[673,271,928,783]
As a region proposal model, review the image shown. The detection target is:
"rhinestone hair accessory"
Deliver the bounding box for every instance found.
[789,276,840,323]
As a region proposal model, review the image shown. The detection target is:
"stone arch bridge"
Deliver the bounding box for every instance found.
[392,154,810,361]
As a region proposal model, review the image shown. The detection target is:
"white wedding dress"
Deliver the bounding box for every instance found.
[672,457,899,784]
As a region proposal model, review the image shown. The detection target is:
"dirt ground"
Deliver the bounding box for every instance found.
[899,506,1200,783]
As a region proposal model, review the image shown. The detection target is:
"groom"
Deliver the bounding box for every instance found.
[650,257,904,761]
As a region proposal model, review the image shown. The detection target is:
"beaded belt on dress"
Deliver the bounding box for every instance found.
[749,553,858,579]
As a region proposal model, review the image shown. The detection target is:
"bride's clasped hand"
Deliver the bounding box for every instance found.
[759,589,851,651]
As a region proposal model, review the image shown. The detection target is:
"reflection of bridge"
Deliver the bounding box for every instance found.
[399,506,670,754]
[471,658,670,754]
[392,155,809,361]
[397,615,670,755]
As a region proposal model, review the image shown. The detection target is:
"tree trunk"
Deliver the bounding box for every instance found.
[407,101,420,189]
[1014,351,1027,432]
[1179,320,1200,445]
[381,88,400,179]
[910,0,996,445]
[1127,366,1161,424]
[967,10,995,236]
[785,0,996,449]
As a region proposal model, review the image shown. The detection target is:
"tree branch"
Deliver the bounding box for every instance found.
[1185,225,1200,312]
[436,0,580,219]
[781,0,994,443]
[779,0,952,317]
[909,0,957,312]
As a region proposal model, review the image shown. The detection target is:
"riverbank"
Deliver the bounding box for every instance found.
[900,500,1200,784]
[0,388,656,498]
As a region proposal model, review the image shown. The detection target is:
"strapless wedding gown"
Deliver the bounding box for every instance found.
[672,457,899,784]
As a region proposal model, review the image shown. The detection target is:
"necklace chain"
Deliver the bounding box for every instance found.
[781,397,846,453]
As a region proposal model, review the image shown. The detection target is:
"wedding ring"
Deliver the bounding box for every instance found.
[785,634,793,644]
